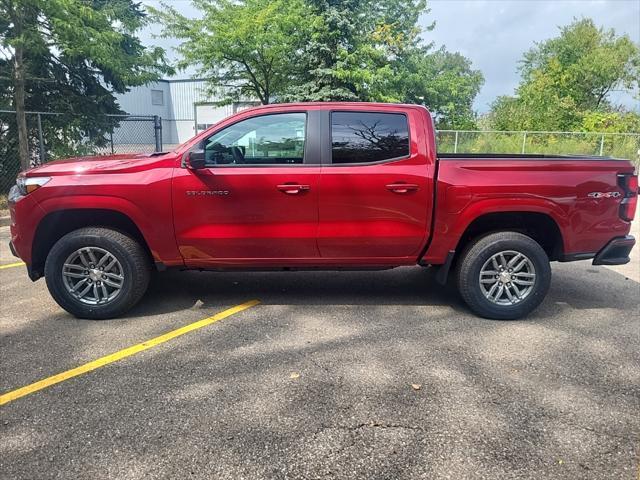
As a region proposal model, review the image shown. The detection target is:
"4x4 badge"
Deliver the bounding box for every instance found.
[587,191,621,198]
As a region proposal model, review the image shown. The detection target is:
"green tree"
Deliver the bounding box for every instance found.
[284,0,484,128]
[153,0,484,129]
[394,48,483,129]
[580,110,640,134]
[151,0,313,105]
[283,0,428,102]
[490,18,640,132]
[0,0,171,171]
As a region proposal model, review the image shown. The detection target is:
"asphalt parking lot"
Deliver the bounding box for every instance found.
[1,220,639,480]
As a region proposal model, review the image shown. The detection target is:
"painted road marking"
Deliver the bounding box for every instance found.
[0,262,25,270]
[0,299,260,406]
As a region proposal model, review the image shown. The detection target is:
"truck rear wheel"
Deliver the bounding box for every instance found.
[44,227,150,319]
[456,231,551,320]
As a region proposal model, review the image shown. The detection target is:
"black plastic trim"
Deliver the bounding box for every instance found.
[592,235,635,265]
[319,110,331,165]
[558,252,595,262]
[434,250,455,285]
[26,263,41,281]
[304,110,322,165]
[8,241,18,258]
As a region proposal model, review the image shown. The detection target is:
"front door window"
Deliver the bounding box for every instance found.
[203,113,306,166]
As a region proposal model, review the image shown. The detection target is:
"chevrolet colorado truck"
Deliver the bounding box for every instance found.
[8,102,638,320]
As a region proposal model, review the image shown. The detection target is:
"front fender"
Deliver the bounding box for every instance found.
[35,195,182,266]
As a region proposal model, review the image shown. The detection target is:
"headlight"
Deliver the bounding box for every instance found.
[8,184,22,203]
[14,176,51,197]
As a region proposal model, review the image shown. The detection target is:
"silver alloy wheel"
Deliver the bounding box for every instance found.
[479,250,536,306]
[62,247,124,305]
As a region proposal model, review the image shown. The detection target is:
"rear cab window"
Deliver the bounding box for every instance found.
[331,112,410,164]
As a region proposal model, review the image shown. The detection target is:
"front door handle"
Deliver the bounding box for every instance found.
[386,183,419,194]
[277,183,311,195]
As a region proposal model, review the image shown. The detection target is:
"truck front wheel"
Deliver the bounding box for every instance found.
[456,231,551,320]
[44,227,151,319]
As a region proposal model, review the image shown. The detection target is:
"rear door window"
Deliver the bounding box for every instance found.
[331,112,410,164]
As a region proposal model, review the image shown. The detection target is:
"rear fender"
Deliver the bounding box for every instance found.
[422,198,567,264]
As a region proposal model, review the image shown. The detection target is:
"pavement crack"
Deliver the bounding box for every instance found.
[557,419,639,441]
[316,421,427,434]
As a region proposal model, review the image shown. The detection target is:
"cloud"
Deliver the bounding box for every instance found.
[423,0,640,112]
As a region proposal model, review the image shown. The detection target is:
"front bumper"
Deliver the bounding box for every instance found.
[592,235,635,266]
[9,240,39,280]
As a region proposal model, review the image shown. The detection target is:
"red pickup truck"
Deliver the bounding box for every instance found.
[8,102,638,320]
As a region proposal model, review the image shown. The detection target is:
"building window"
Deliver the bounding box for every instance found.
[233,101,260,113]
[151,89,164,106]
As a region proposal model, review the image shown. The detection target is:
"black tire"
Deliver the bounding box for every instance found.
[456,231,551,320]
[44,227,150,319]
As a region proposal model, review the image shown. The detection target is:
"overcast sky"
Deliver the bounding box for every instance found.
[142,0,640,113]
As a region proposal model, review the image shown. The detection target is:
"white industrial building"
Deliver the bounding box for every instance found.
[115,79,258,149]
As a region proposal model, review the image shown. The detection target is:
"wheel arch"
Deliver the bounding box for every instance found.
[455,211,564,261]
[429,210,564,285]
[30,209,154,280]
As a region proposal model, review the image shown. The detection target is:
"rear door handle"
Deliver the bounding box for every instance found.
[277,183,311,195]
[386,183,419,194]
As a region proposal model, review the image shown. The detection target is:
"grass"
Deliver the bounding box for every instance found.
[437,131,640,165]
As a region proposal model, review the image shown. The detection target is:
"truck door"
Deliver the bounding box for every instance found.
[317,109,434,261]
[172,110,321,266]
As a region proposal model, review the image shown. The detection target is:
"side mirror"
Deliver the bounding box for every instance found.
[186,150,206,170]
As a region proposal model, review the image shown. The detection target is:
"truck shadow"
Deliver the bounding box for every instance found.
[2,261,638,479]
[131,261,639,320]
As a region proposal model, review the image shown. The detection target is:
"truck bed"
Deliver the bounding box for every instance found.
[438,153,630,161]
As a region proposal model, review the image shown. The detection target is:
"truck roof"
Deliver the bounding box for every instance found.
[241,101,431,111]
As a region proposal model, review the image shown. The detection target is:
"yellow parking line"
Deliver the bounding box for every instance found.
[0,299,260,406]
[0,261,24,270]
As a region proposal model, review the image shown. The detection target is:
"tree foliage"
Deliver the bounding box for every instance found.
[150,0,312,105]
[0,0,171,170]
[153,0,484,128]
[489,18,640,132]
[392,48,483,129]
[283,0,429,102]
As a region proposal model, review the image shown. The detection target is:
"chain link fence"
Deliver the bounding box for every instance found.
[2,111,639,207]
[0,111,162,196]
[437,130,640,165]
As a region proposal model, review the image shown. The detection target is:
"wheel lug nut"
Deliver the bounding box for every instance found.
[102,275,107,279]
